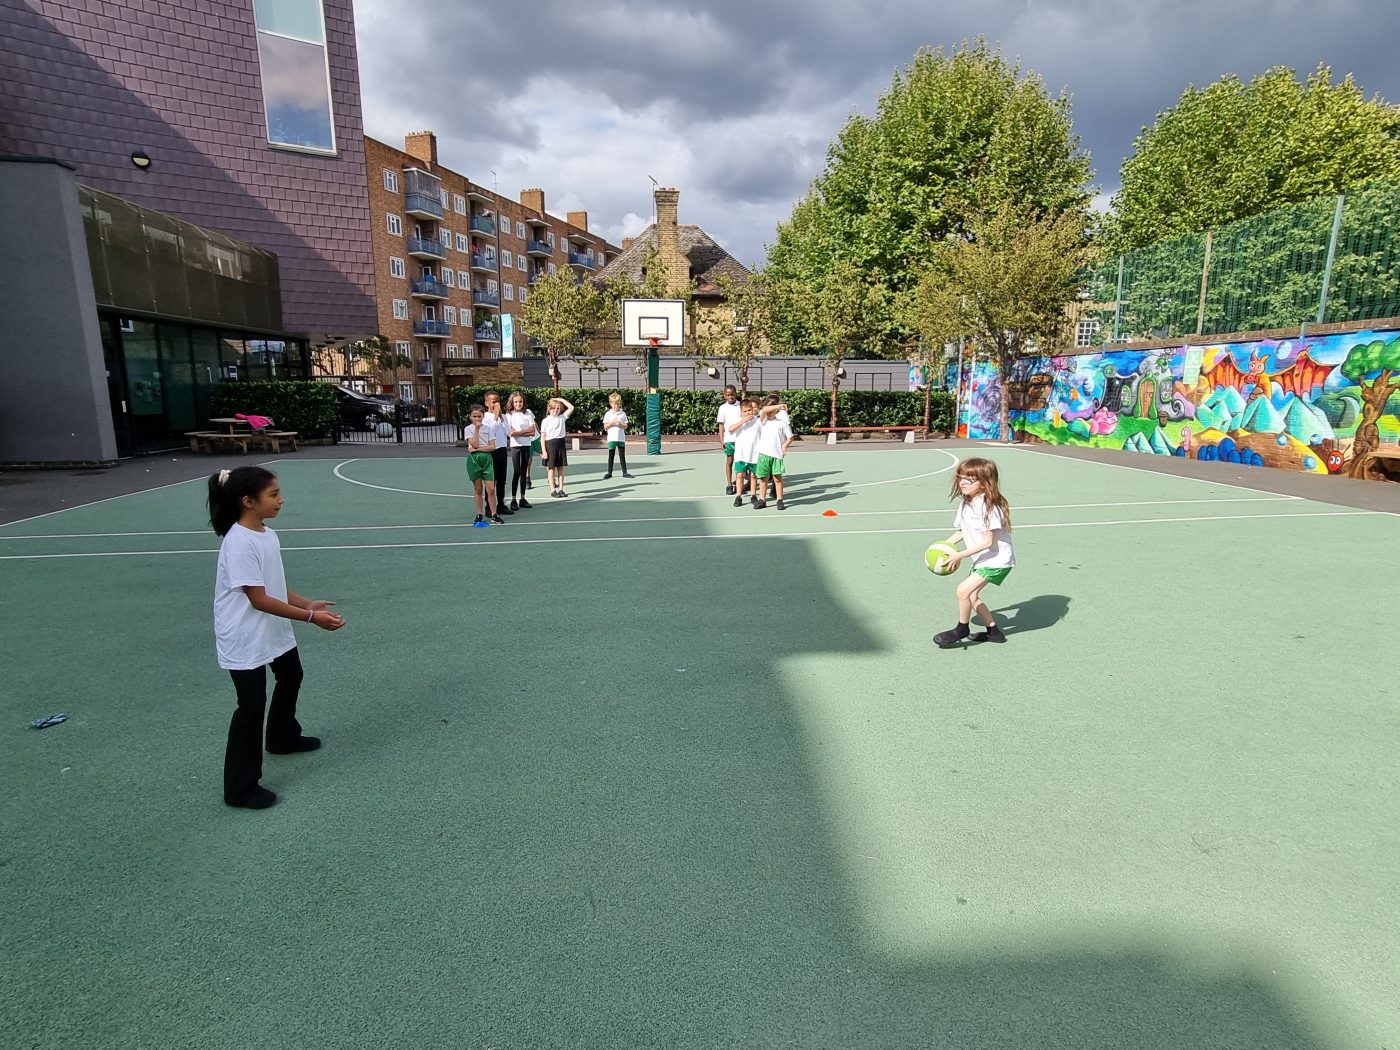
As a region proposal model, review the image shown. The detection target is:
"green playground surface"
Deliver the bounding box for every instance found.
[3,445,1399,1049]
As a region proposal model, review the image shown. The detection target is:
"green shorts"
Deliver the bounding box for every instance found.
[530,437,542,454]
[974,567,1012,586]
[608,440,624,450]
[733,461,755,475]
[755,454,784,478]
[723,442,735,457]
[466,451,494,482]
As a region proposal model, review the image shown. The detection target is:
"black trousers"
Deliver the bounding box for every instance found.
[510,446,532,499]
[490,446,509,509]
[607,444,629,474]
[224,647,303,803]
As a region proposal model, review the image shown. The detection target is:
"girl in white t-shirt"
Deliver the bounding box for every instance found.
[208,466,345,809]
[539,395,574,497]
[602,392,635,479]
[934,457,1015,648]
[503,391,537,511]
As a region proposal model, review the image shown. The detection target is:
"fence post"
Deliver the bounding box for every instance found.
[1195,231,1214,335]
[1316,192,1346,324]
[1112,254,1125,341]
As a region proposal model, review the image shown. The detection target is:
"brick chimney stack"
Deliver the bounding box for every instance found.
[566,210,588,232]
[404,131,438,166]
[653,187,686,293]
[520,188,546,215]
[622,237,635,251]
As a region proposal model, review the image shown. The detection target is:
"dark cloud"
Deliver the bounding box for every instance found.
[356,0,1400,264]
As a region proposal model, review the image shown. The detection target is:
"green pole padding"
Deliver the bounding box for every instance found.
[646,346,661,455]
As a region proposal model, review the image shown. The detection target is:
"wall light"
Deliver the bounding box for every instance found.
[130,150,152,170]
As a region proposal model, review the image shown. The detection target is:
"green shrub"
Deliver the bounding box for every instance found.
[212,380,337,439]
[450,385,954,436]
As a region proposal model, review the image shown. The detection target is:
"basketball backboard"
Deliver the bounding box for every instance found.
[621,298,686,347]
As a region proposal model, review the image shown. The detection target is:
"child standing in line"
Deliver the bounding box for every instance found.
[716,385,743,494]
[481,391,513,515]
[753,398,794,510]
[729,399,760,507]
[504,391,536,511]
[464,404,505,525]
[539,395,575,497]
[208,466,345,810]
[602,393,635,479]
[934,457,1015,648]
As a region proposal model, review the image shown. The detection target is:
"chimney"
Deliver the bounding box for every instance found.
[520,188,545,215]
[653,187,686,293]
[622,237,635,251]
[404,131,437,166]
[567,210,588,232]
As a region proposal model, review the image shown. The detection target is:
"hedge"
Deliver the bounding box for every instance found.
[451,386,954,436]
[212,380,338,440]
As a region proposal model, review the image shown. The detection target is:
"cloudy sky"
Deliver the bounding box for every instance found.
[354,0,1400,267]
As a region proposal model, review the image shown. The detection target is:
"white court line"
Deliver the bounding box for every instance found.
[0,474,209,531]
[0,509,1381,560]
[0,495,1305,541]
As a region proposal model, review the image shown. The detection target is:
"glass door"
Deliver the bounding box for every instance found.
[122,320,172,451]
[100,317,133,458]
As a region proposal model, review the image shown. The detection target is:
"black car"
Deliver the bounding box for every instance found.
[335,386,395,430]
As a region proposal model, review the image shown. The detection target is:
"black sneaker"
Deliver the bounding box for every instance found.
[525,477,533,489]
[225,786,278,809]
[509,499,518,511]
[750,495,758,506]
[603,473,613,479]
[622,472,635,478]
[971,625,1007,644]
[489,514,505,524]
[725,483,736,495]
[733,496,743,507]
[268,735,321,755]
[753,498,766,509]
[775,499,785,511]
[933,625,971,649]
[473,513,484,524]
[558,490,569,498]
[518,498,532,510]
[498,505,514,516]
[550,489,561,498]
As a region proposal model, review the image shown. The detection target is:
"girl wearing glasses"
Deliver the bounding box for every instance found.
[934,457,1015,648]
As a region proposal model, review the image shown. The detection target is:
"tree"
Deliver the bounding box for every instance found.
[1339,335,1400,477]
[518,269,609,393]
[768,39,1093,349]
[903,206,1096,442]
[689,270,778,397]
[1110,65,1400,250]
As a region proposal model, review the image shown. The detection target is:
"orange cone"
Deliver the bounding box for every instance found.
[822,509,838,517]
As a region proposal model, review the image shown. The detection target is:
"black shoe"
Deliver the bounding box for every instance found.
[971,625,1007,644]
[489,514,505,524]
[550,489,561,498]
[509,499,518,511]
[725,483,736,495]
[603,473,613,479]
[225,786,278,809]
[733,496,743,507]
[268,735,321,755]
[473,513,484,524]
[753,498,766,509]
[525,477,533,489]
[622,472,635,478]
[498,505,514,516]
[750,495,758,506]
[775,499,785,511]
[518,498,532,509]
[933,624,971,649]
[558,490,569,498]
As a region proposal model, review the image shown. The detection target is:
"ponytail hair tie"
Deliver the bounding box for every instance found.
[218,469,231,486]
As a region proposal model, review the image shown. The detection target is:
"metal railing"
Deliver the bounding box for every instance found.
[472,290,500,306]
[403,191,443,218]
[526,239,551,254]
[469,215,496,236]
[406,235,445,259]
[411,277,448,297]
[413,320,452,336]
[568,251,595,268]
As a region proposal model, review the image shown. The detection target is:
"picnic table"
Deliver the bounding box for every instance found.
[185,418,299,454]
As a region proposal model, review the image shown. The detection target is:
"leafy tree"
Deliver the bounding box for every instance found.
[689,270,780,397]
[903,206,1096,441]
[1110,65,1400,250]
[519,269,609,393]
[1339,335,1400,477]
[768,39,1093,349]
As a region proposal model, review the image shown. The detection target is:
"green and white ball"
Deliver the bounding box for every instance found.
[924,541,958,576]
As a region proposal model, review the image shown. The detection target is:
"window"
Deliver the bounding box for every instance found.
[487,279,497,294]
[547,232,555,247]
[387,213,402,236]
[517,255,527,271]
[519,289,527,304]
[586,248,594,262]
[389,256,405,279]
[423,305,436,321]
[439,228,451,247]
[253,0,335,154]
[382,169,398,193]
[501,250,512,269]
[548,262,556,274]
[1075,319,1101,348]
[445,344,458,358]
[503,284,513,301]
[395,340,410,356]
[456,232,469,252]
[442,268,455,288]
[392,298,408,320]
[444,305,456,325]
[453,194,466,214]
[516,221,526,239]
[440,188,449,208]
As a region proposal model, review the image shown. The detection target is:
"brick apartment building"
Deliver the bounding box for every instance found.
[364,131,621,404]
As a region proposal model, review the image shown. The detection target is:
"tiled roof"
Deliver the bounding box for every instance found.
[594,223,750,294]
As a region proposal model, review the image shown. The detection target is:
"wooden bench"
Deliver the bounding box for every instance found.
[1365,445,1400,481]
[812,425,926,445]
[567,430,601,451]
[251,430,299,453]
[184,430,253,454]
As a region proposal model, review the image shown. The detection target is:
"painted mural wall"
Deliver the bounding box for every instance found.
[959,328,1400,479]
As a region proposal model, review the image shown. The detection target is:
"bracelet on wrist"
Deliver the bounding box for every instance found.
[306,607,315,622]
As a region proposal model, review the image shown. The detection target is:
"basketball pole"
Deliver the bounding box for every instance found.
[645,337,661,455]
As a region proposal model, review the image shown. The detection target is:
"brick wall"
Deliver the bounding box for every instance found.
[0,0,377,337]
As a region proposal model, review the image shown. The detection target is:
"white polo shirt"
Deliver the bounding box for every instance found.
[213,523,297,671]
[604,409,628,443]
[540,412,568,441]
[717,401,742,443]
[482,410,510,448]
[732,417,761,464]
[954,495,1015,568]
[505,409,536,447]
[756,417,791,460]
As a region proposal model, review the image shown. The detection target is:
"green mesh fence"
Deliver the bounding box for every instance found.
[1084,177,1400,343]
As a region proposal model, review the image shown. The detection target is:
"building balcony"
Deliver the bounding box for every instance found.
[469,215,497,237]
[474,326,501,342]
[466,189,492,205]
[528,271,543,285]
[472,289,500,307]
[568,251,595,269]
[413,320,452,338]
[410,277,449,299]
[470,252,497,272]
[406,235,445,260]
[526,239,551,257]
[404,192,443,220]
[416,358,434,376]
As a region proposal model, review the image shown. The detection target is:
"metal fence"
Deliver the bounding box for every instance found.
[1084,176,1400,342]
